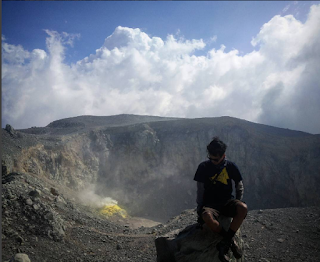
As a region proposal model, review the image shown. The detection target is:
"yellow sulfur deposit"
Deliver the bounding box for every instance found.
[99,204,127,218]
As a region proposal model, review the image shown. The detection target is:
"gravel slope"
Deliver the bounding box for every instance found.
[2,171,320,262]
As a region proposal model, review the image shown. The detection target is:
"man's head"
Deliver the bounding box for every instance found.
[207,137,227,164]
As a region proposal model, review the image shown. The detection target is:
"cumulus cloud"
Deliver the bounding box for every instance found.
[2,41,31,64]
[2,4,320,134]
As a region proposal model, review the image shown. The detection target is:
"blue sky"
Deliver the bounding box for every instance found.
[2,1,320,133]
[3,1,314,63]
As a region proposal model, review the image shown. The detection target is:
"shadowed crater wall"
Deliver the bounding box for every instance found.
[3,115,320,222]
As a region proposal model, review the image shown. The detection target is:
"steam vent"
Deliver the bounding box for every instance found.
[99,204,128,218]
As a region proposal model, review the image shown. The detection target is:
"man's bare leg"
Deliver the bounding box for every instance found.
[202,203,248,262]
[217,202,247,261]
[202,212,224,233]
[202,202,248,235]
[229,202,247,232]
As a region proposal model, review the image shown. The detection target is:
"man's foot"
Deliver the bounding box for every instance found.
[230,238,243,259]
[216,240,231,262]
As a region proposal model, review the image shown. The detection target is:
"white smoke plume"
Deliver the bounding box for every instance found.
[77,184,118,208]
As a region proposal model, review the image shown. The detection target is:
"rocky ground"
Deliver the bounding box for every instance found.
[2,171,160,262]
[241,207,320,262]
[2,170,320,262]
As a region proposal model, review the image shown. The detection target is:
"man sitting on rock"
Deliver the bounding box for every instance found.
[194,137,247,262]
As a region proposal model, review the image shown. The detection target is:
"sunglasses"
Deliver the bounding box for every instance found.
[207,155,222,162]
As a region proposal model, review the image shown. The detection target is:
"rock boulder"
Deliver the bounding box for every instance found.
[155,216,243,262]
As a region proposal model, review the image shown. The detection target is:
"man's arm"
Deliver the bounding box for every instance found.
[196,182,205,213]
[235,180,244,200]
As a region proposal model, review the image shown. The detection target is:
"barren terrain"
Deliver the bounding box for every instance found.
[2,171,320,262]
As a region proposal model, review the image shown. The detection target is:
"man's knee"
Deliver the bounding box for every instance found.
[237,202,248,218]
[202,210,213,221]
[201,210,216,223]
[202,211,219,226]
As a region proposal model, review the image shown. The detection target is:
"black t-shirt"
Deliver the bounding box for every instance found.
[194,159,243,208]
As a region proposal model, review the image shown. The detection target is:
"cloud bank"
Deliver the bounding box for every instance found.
[2,4,320,134]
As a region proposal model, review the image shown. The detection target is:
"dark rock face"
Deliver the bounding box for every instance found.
[2,115,320,222]
[9,253,31,262]
[94,117,320,221]
[5,124,16,136]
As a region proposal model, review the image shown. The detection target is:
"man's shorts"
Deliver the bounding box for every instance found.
[200,199,244,221]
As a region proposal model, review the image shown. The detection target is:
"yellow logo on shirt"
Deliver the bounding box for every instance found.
[209,167,229,185]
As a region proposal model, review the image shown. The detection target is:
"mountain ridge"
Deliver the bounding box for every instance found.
[3,114,320,222]
[15,114,316,138]
[16,114,181,136]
